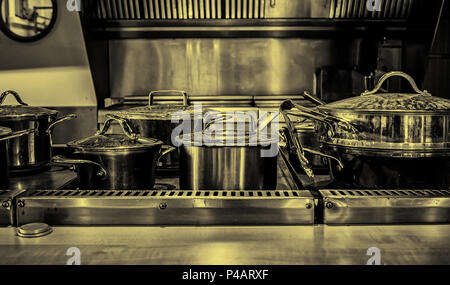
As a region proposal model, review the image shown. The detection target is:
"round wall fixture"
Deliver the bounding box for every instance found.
[0,0,57,42]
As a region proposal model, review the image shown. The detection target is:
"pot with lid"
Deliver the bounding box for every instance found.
[0,90,76,174]
[281,71,450,189]
[176,114,279,190]
[53,114,175,190]
[112,90,205,171]
[0,127,35,189]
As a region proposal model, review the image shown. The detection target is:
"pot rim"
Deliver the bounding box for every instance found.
[67,136,164,152]
[317,105,450,115]
[0,106,58,120]
[321,142,450,158]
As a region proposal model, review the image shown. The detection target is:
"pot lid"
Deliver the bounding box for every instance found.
[116,104,197,120]
[0,91,58,119]
[318,72,450,113]
[68,115,163,151]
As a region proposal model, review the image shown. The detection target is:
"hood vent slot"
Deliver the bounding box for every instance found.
[85,0,266,20]
[329,0,415,19]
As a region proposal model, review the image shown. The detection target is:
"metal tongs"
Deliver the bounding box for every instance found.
[280,96,345,181]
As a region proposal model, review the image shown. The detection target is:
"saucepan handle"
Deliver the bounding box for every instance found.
[149,90,189,106]
[361,71,430,96]
[156,145,177,167]
[0,90,28,106]
[51,156,107,177]
[46,114,77,134]
[0,129,35,142]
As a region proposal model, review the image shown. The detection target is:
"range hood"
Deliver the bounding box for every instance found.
[82,0,420,20]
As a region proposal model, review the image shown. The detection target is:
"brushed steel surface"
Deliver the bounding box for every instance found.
[15,190,314,225]
[179,145,278,190]
[1,224,450,264]
[108,38,360,97]
[321,189,450,224]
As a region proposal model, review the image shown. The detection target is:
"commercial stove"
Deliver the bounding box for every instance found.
[2,148,450,228]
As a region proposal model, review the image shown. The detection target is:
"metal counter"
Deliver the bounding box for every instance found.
[0,225,449,265]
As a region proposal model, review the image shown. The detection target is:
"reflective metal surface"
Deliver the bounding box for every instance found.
[1,224,450,264]
[321,189,450,224]
[15,189,313,226]
[109,38,361,97]
[179,145,278,190]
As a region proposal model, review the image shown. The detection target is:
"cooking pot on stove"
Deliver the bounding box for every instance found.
[0,127,35,189]
[0,90,76,174]
[53,114,175,190]
[176,114,279,190]
[281,71,450,189]
[112,90,206,171]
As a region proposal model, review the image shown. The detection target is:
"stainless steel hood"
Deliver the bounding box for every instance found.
[83,0,420,20]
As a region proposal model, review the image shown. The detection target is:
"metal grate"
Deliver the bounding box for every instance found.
[83,0,266,20]
[25,189,303,199]
[329,0,415,19]
[321,189,450,197]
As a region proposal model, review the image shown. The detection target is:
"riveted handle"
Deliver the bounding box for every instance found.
[361,71,430,96]
[99,114,139,140]
[0,90,28,106]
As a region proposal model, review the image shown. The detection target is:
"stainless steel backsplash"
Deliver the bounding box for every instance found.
[109,38,362,97]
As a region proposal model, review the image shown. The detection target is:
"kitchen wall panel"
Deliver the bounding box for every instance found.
[109,38,361,97]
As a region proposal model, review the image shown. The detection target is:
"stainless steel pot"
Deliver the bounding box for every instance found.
[113,90,202,171]
[53,114,174,190]
[281,71,450,189]
[0,90,76,173]
[0,127,35,189]
[176,115,279,190]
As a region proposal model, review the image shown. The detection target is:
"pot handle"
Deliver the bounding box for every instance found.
[46,114,77,134]
[156,145,176,167]
[204,112,258,132]
[149,90,189,106]
[361,71,430,96]
[0,90,28,106]
[0,129,35,142]
[51,155,107,177]
[280,99,358,135]
[302,91,326,106]
[100,114,139,140]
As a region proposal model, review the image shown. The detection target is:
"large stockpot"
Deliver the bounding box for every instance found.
[0,127,35,189]
[281,71,450,189]
[176,115,279,190]
[53,115,174,190]
[0,90,76,173]
[113,90,203,170]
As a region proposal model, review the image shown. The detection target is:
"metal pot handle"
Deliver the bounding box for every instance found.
[0,129,35,142]
[302,91,326,106]
[0,90,28,106]
[46,114,77,134]
[51,155,107,177]
[361,71,430,96]
[149,90,189,106]
[100,114,139,140]
[280,99,358,135]
[156,145,177,167]
[204,112,258,132]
